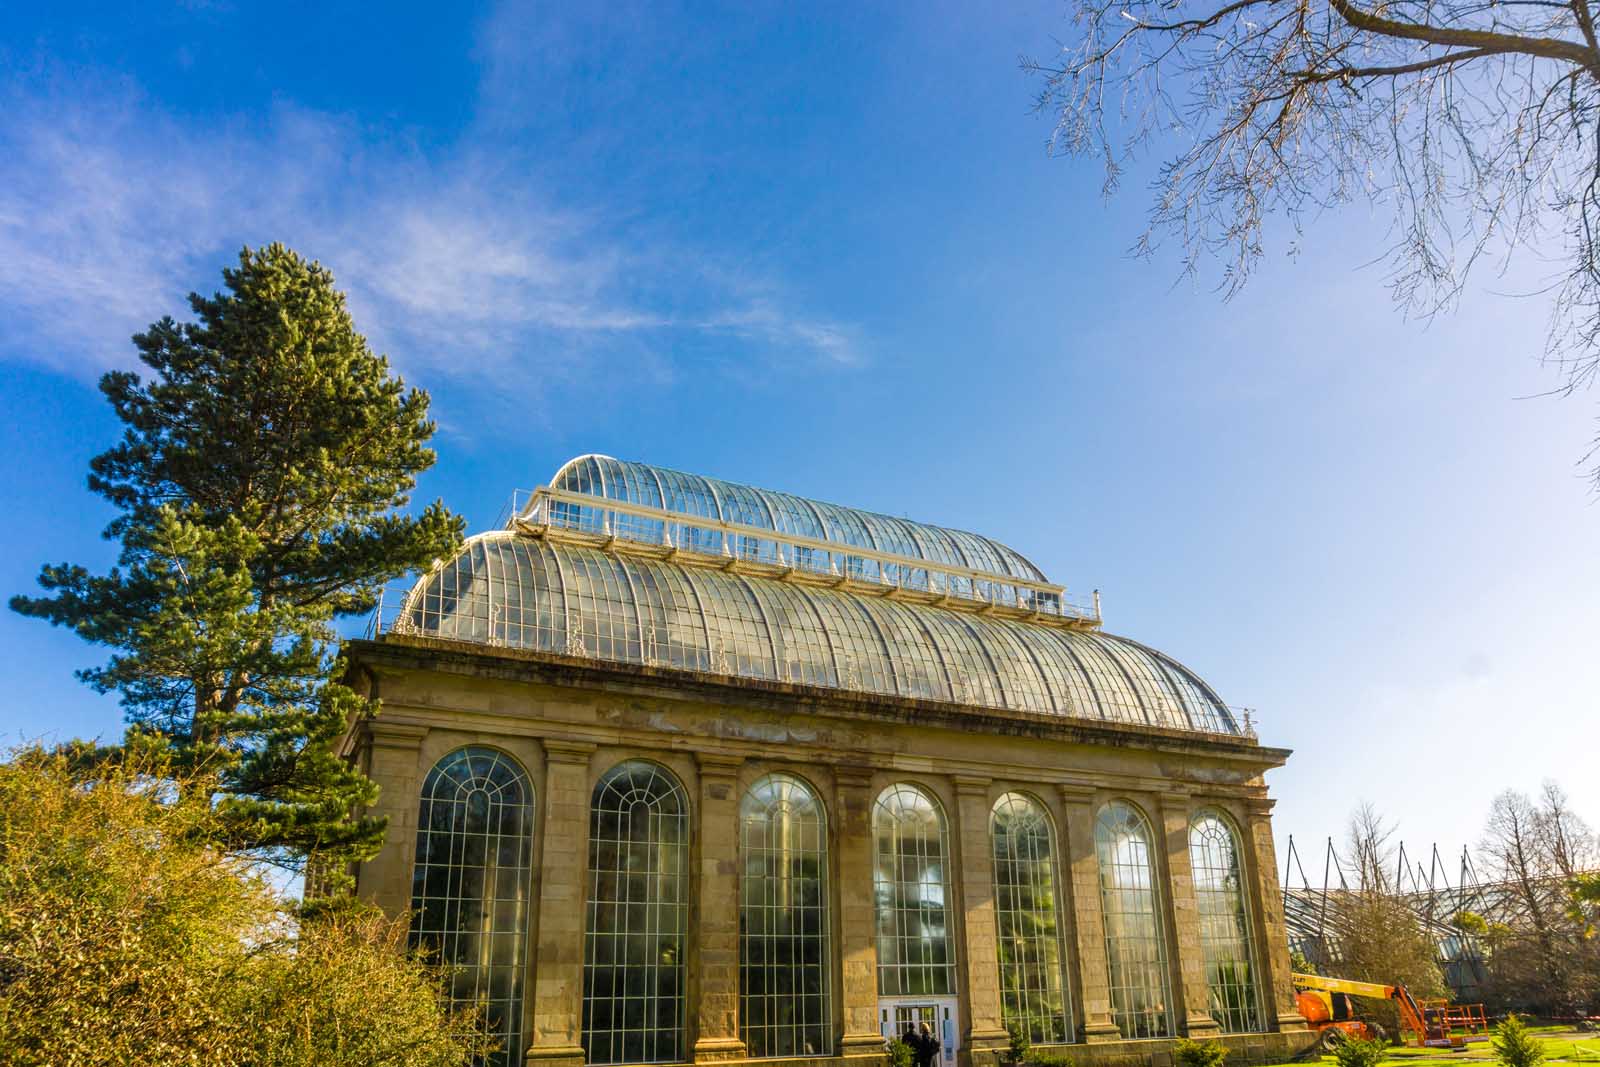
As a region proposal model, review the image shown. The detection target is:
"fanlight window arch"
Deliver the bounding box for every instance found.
[873,783,956,996]
[990,792,1073,1044]
[1188,810,1263,1033]
[1094,801,1174,1039]
[583,761,690,1066]
[409,746,534,1067]
[740,773,832,1058]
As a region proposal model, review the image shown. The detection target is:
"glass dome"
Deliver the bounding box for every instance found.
[394,532,1239,735]
[546,455,1049,583]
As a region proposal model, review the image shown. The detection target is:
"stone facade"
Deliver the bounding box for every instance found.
[341,635,1312,1067]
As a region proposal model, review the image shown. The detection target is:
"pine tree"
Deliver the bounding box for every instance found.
[1492,1014,1546,1067]
[12,244,463,881]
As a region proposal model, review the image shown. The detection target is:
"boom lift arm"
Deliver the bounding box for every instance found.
[1291,973,1458,1049]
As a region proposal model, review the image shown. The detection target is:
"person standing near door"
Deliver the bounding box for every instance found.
[900,1023,921,1063]
[915,1022,940,1067]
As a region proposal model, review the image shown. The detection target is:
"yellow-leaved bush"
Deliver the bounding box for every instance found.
[0,746,490,1067]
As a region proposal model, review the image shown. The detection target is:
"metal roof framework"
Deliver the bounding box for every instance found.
[548,455,1050,583]
[382,456,1250,738]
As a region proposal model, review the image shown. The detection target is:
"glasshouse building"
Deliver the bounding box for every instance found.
[341,455,1314,1067]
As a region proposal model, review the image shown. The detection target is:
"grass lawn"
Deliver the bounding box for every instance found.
[1301,1028,1600,1065]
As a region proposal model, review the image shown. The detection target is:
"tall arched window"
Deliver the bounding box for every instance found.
[409,747,534,1067]
[1188,811,1263,1033]
[583,761,690,1066]
[740,773,831,1058]
[873,783,955,996]
[991,792,1072,1044]
[1094,801,1173,1039]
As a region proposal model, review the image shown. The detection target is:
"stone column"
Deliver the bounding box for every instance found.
[954,775,1009,1054]
[357,720,428,915]
[1159,792,1221,1038]
[1242,798,1308,1033]
[526,740,596,1067]
[1058,786,1121,1042]
[692,754,748,1062]
[836,766,884,1058]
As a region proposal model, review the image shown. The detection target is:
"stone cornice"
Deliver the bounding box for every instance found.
[953,774,993,798]
[832,764,876,790]
[542,739,597,765]
[351,705,1280,801]
[1158,789,1193,813]
[366,720,428,750]
[695,752,745,779]
[1057,784,1098,805]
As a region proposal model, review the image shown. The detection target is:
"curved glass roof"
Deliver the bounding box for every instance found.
[395,533,1239,735]
[546,455,1049,583]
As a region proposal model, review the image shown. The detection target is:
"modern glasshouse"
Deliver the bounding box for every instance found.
[340,455,1315,1067]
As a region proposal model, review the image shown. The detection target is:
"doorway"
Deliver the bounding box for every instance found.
[879,998,960,1066]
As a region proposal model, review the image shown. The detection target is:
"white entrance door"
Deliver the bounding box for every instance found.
[879,998,960,1067]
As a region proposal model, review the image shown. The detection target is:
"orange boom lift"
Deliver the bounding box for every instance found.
[1292,973,1474,1051]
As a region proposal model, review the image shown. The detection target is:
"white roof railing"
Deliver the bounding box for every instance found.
[506,485,1103,629]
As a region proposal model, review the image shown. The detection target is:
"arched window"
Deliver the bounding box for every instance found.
[873,783,955,996]
[740,773,831,1058]
[1094,801,1173,1039]
[991,792,1072,1044]
[583,761,690,1066]
[1188,811,1263,1033]
[409,747,534,1067]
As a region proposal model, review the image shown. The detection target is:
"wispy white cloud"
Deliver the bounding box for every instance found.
[699,305,860,366]
[0,78,859,383]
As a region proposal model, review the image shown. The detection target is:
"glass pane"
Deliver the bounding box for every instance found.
[400,535,1241,735]
[1189,811,1263,1033]
[992,792,1073,1044]
[583,761,689,1066]
[740,773,833,1058]
[873,784,956,997]
[409,747,533,1067]
[1095,802,1174,1039]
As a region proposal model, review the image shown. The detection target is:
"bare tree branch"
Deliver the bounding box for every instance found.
[1026,0,1600,486]
[1326,0,1600,69]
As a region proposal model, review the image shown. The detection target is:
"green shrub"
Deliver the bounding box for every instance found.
[1493,1014,1546,1067]
[1332,1036,1387,1067]
[887,1038,915,1067]
[1175,1038,1229,1067]
[0,746,488,1067]
[1006,1022,1031,1063]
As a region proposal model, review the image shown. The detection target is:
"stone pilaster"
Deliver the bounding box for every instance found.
[1159,792,1221,1038]
[835,766,884,1058]
[526,740,595,1067]
[692,754,748,1062]
[1242,798,1308,1033]
[954,776,1009,1053]
[1058,786,1121,1043]
[357,720,428,914]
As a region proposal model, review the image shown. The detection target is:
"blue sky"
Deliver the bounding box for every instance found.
[2,1,1596,873]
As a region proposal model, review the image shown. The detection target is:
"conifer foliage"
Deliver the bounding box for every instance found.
[11,244,463,875]
[1492,1015,1545,1067]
